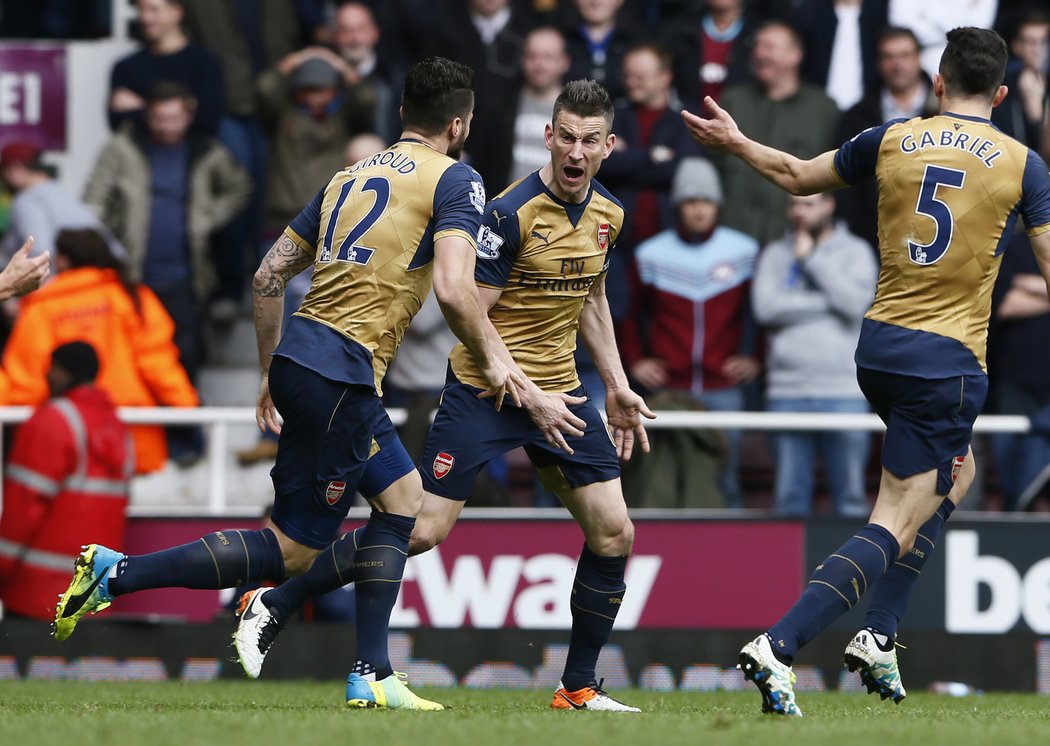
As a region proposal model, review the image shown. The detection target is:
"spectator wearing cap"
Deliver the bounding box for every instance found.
[619,158,760,506]
[752,192,876,517]
[0,341,134,622]
[181,0,306,323]
[1,228,199,475]
[0,141,116,265]
[256,47,376,251]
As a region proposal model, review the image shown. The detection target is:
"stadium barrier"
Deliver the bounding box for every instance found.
[0,407,1035,515]
[2,514,1048,692]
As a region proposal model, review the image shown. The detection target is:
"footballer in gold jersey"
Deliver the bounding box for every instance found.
[409,81,655,712]
[684,27,1050,716]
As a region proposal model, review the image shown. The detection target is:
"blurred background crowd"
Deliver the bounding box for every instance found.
[0,0,1048,516]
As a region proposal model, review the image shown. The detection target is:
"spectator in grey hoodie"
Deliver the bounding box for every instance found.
[752,192,877,516]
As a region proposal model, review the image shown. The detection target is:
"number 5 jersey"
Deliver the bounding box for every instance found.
[832,113,1050,379]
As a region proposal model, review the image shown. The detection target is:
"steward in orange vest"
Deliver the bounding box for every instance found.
[0,342,134,621]
[0,229,199,473]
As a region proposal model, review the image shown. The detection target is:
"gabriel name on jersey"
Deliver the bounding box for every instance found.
[833,112,1050,380]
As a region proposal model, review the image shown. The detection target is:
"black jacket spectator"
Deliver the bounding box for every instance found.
[428,2,532,193]
[792,0,888,97]
[562,23,637,103]
[109,45,225,135]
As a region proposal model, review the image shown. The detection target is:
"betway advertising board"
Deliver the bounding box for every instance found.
[806,518,1050,634]
[111,515,1050,634]
[114,518,804,628]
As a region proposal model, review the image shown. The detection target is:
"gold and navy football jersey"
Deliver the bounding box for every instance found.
[448,172,624,392]
[275,139,486,391]
[833,113,1050,377]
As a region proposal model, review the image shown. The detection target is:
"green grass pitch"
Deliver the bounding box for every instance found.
[3,682,1048,746]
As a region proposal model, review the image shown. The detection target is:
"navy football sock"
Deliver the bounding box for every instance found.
[108,528,285,596]
[865,498,955,640]
[562,543,627,692]
[767,523,899,663]
[263,528,362,620]
[353,511,415,680]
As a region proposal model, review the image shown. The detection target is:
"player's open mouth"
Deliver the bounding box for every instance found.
[562,165,585,183]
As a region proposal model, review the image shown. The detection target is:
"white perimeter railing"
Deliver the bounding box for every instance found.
[0,407,1033,515]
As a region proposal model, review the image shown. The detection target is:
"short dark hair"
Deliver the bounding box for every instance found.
[877,26,921,53]
[51,341,100,385]
[754,20,805,55]
[400,57,475,136]
[625,42,673,73]
[56,229,142,314]
[552,79,614,130]
[939,27,1008,100]
[146,80,195,108]
[56,229,123,270]
[1011,8,1050,40]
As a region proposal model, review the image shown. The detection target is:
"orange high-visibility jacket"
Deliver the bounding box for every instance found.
[0,385,134,620]
[1,268,199,473]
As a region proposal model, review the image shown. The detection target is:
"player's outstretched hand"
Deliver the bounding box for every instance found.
[0,236,50,299]
[606,388,656,461]
[523,390,589,455]
[256,376,282,435]
[477,358,527,411]
[681,97,744,153]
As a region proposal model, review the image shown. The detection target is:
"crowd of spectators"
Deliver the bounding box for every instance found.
[0,0,1048,513]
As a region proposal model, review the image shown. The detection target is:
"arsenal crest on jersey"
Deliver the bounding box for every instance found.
[596,223,610,251]
[325,481,346,505]
[433,452,455,479]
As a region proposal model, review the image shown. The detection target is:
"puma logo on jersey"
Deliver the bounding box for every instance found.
[530,229,551,246]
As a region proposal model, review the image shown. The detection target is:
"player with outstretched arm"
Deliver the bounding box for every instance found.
[681,26,1050,716]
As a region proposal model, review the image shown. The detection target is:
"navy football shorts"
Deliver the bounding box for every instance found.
[267,355,414,549]
[857,366,988,496]
[419,372,621,501]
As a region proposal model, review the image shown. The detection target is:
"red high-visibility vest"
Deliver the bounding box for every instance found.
[0,385,134,620]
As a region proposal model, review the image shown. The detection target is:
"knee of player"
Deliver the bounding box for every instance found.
[618,518,636,554]
[594,517,634,556]
[408,522,447,555]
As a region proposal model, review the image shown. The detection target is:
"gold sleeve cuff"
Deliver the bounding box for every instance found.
[282,227,317,256]
[434,228,476,249]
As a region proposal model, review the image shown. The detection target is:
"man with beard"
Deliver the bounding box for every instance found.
[235,80,654,713]
[53,57,521,711]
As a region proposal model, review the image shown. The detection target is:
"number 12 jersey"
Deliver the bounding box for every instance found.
[277,139,485,392]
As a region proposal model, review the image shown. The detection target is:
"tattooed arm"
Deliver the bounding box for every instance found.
[252,233,314,433]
